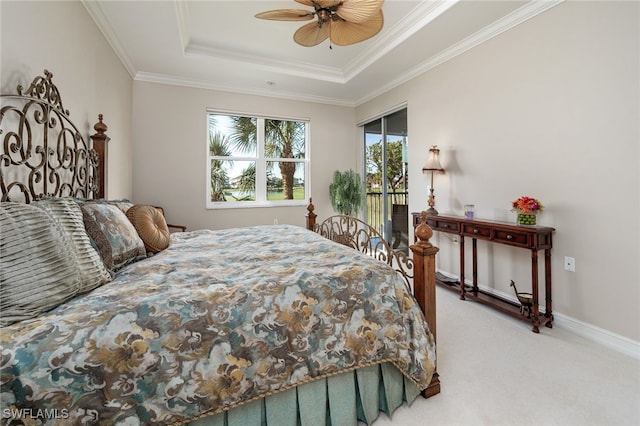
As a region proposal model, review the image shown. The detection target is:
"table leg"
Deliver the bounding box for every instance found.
[531,249,540,333]
[459,236,466,300]
[545,248,554,328]
[472,238,478,295]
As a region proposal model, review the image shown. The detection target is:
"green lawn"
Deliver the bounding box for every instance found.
[266,187,305,201]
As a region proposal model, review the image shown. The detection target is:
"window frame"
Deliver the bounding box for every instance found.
[205,110,310,210]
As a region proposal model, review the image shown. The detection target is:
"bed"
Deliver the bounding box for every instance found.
[0,70,439,425]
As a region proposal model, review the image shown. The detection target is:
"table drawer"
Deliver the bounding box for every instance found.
[462,223,491,239]
[493,229,530,247]
[427,217,460,233]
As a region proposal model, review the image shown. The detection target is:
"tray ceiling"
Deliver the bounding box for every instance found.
[83,0,561,106]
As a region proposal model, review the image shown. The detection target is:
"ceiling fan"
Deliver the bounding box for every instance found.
[255,0,384,47]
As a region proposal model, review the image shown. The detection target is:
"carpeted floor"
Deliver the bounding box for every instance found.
[374,286,640,426]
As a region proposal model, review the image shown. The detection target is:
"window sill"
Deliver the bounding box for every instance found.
[206,200,309,210]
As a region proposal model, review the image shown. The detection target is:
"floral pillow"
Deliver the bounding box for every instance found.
[81,202,147,272]
[105,199,135,214]
[75,198,134,214]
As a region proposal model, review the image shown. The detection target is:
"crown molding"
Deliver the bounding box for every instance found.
[355,0,564,105]
[134,72,356,107]
[174,0,190,53]
[185,43,346,84]
[81,0,137,78]
[344,0,459,82]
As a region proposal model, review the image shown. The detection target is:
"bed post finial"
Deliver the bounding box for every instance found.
[306,198,317,230]
[415,211,434,247]
[90,114,110,199]
[410,210,440,398]
[94,114,108,134]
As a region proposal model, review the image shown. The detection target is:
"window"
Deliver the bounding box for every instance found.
[206,112,309,208]
[363,108,408,251]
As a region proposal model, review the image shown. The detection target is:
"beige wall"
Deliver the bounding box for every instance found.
[2,0,637,345]
[357,1,640,342]
[132,81,357,230]
[0,1,133,199]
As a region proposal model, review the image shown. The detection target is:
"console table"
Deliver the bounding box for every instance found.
[412,213,555,333]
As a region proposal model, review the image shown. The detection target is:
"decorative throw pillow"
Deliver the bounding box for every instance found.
[0,202,81,326]
[105,199,134,214]
[33,198,112,293]
[126,204,171,253]
[75,198,134,214]
[81,202,147,272]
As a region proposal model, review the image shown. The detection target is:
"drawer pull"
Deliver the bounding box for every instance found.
[473,229,479,234]
[506,234,513,240]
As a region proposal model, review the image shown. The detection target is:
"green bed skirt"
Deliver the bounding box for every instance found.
[188,362,422,426]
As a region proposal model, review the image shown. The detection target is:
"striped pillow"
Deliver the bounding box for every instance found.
[33,198,112,293]
[0,202,81,326]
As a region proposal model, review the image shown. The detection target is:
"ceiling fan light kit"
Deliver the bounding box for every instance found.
[256,0,385,47]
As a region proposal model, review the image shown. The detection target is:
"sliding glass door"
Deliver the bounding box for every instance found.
[363,108,408,252]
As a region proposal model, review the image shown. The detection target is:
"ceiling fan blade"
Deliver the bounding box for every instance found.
[296,0,342,6]
[294,21,330,47]
[255,9,314,21]
[314,0,343,7]
[330,9,383,46]
[336,0,384,23]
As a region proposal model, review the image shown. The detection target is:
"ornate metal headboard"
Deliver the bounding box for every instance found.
[314,215,415,291]
[0,70,105,203]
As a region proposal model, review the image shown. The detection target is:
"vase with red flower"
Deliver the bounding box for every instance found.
[511,196,543,226]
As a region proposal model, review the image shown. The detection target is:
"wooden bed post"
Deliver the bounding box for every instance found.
[90,114,110,199]
[305,202,440,398]
[306,198,317,230]
[410,211,441,398]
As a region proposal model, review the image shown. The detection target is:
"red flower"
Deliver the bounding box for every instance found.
[511,196,543,213]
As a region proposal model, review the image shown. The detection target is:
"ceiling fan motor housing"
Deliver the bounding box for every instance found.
[256,0,385,47]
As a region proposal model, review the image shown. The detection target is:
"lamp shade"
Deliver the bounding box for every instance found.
[422,145,444,172]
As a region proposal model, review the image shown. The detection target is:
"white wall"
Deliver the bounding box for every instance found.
[357,1,640,343]
[132,81,357,230]
[0,1,133,199]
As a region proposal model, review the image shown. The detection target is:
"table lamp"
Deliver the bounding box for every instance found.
[422,145,445,215]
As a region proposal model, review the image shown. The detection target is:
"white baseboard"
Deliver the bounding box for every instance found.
[552,313,640,360]
[436,270,640,360]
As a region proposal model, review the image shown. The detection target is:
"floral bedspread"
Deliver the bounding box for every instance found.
[0,225,435,425]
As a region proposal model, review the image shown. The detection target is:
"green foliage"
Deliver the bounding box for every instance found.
[329,169,366,216]
[366,140,406,191]
[230,116,305,200]
[209,131,232,201]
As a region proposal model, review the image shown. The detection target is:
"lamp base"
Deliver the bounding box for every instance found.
[426,207,439,216]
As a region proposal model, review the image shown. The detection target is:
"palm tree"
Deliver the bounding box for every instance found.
[232,163,255,201]
[231,117,305,199]
[209,131,232,201]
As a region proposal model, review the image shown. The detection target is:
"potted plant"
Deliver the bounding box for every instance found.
[511,195,543,225]
[329,169,366,216]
